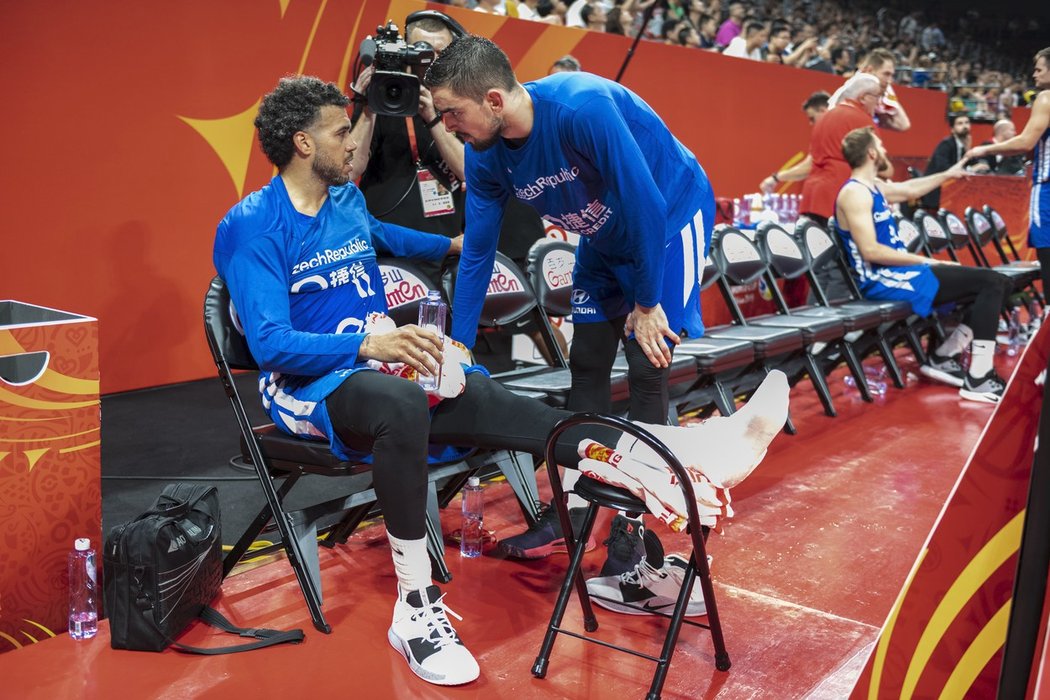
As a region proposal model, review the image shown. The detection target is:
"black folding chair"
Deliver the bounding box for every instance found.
[532,414,731,700]
[964,207,1042,296]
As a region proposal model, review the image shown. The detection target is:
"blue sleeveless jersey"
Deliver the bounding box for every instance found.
[835,179,939,315]
[1030,125,1050,248]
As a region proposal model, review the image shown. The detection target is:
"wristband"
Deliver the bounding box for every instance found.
[424,114,443,130]
[771,172,781,183]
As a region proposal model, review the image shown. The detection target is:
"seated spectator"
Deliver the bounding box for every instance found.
[517,0,564,23]
[697,13,718,48]
[974,119,1028,175]
[834,126,1011,404]
[580,2,607,31]
[765,22,819,67]
[830,45,854,76]
[474,0,506,14]
[722,20,767,61]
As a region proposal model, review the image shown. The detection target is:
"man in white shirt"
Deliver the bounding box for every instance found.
[722,20,767,61]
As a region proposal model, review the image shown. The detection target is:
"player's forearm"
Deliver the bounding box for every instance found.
[431,128,466,181]
[350,111,376,178]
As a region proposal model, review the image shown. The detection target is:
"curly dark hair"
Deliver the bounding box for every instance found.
[254,76,349,168]
[423,36,516,103]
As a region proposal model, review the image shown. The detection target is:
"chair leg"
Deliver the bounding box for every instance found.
[712,380,738,417]
[875,335,906,389]
[686,533,731,673]
[841,340,873,402]
[804,351,837,417]
[425,481,453,584]
[532,502,599,679]
[490,450,543,526]
[904,322,929,366]
[223,471,299,578]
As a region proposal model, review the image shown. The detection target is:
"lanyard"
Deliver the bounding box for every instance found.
[406,117,420,165]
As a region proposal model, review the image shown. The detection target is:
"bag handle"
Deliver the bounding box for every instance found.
[140,603,304,654]
[171,607,305,655]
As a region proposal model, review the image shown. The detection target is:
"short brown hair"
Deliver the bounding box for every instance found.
[841,126,877,169]
[862,48,895,70]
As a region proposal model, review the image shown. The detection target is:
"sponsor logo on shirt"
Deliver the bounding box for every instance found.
[291,239,370,275]
[514,166,581,201]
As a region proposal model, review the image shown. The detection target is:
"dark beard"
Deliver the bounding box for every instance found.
[312,152,351,186]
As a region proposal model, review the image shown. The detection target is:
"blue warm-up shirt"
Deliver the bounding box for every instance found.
[213,175,453,459]
[451,71,714,346]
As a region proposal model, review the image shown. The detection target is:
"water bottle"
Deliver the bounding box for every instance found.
[732,198,741,226]
[416,290,446,391]
[460,477,484,558]
[68,538,98,640]
[1007,307,1022,356]
[844,365,888,398]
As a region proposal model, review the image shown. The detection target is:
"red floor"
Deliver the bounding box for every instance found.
[0,353,1011,699]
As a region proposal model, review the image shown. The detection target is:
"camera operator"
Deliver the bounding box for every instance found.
[349,12,547,294]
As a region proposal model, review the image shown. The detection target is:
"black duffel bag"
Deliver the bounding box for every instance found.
[104,483,303,653]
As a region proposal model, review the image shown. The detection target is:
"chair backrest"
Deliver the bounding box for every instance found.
[525,238,576,317]
[895,216,924,254]
[984,205,1008,240]
[965,207,996,248]
[442,251,539,327]
[203,276,259,372]
[913,210,950,254]
[755,222,811,280]
[377,257,446,330]
[937,209,970,251]
[711,226,767,286]
[795,217,864,303]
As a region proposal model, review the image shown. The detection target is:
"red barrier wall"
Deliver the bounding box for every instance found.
[1,0,1029,393]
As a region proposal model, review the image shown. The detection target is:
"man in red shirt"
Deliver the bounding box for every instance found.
[801,73,882,226]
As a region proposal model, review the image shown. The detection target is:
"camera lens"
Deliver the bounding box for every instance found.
[386,84,402,100]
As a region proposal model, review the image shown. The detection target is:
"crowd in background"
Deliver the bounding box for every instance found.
[437,0,1043,122]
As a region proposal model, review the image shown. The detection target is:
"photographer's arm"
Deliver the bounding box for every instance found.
[349,67,376,179]
[419,86,465,181]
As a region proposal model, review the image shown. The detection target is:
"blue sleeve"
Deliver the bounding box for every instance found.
[451,151,509,347]
[214,214,365,376]
[570,97,668,308]
[369,214,452,261]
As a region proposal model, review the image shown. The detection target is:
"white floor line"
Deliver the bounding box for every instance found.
[720,582,881,630]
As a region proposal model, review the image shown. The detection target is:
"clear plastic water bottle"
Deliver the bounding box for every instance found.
[1007,307,1022,357]
[844,365,888,397]
[732,198,741,226]
[460,477,484,558]
[68,538,98,640]
[416,290,446,391]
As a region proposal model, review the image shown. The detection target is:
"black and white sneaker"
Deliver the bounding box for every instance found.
[959,369,1006,404]
[388,585,480,686]
[919,352,966,388]
[598,514,647,577]
[586,531,707,617]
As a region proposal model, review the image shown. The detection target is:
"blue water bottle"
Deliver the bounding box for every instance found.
[460,477,484,558]
[416,290,446,391]
[68,538,98,640]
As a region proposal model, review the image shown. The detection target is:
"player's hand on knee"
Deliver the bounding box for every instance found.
[360,325,444,379]
[626,303,679,368]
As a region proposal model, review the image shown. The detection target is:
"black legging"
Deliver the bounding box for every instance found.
[567,316,671,424]
[930,265,1011,340]
[326,371,619,540]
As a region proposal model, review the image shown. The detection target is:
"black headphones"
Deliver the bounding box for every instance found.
[404,10,467,39]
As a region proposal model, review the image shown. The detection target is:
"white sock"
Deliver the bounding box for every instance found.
[968,340,995,379]
[387,532,431,599]
[616,369,790,489]
[935,324,973,359]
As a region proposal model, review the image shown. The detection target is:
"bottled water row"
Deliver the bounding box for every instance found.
[733,193,801,227]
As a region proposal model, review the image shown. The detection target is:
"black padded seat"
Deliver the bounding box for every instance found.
[704,324,804,359]
[248,426,368,474]
[750,312,845,345]
[500,368,629,408]
[611,353,696,385]
[676,335,755,373]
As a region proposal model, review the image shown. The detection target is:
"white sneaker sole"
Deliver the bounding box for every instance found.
[589,593,708,617]
[919,364,965,388]
[387,626,480,686]
[958,388,1003,404]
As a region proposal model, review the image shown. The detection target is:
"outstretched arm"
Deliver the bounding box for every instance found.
[966,91,1050,158]
[761,154,812,192]
[878,157,969,203]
